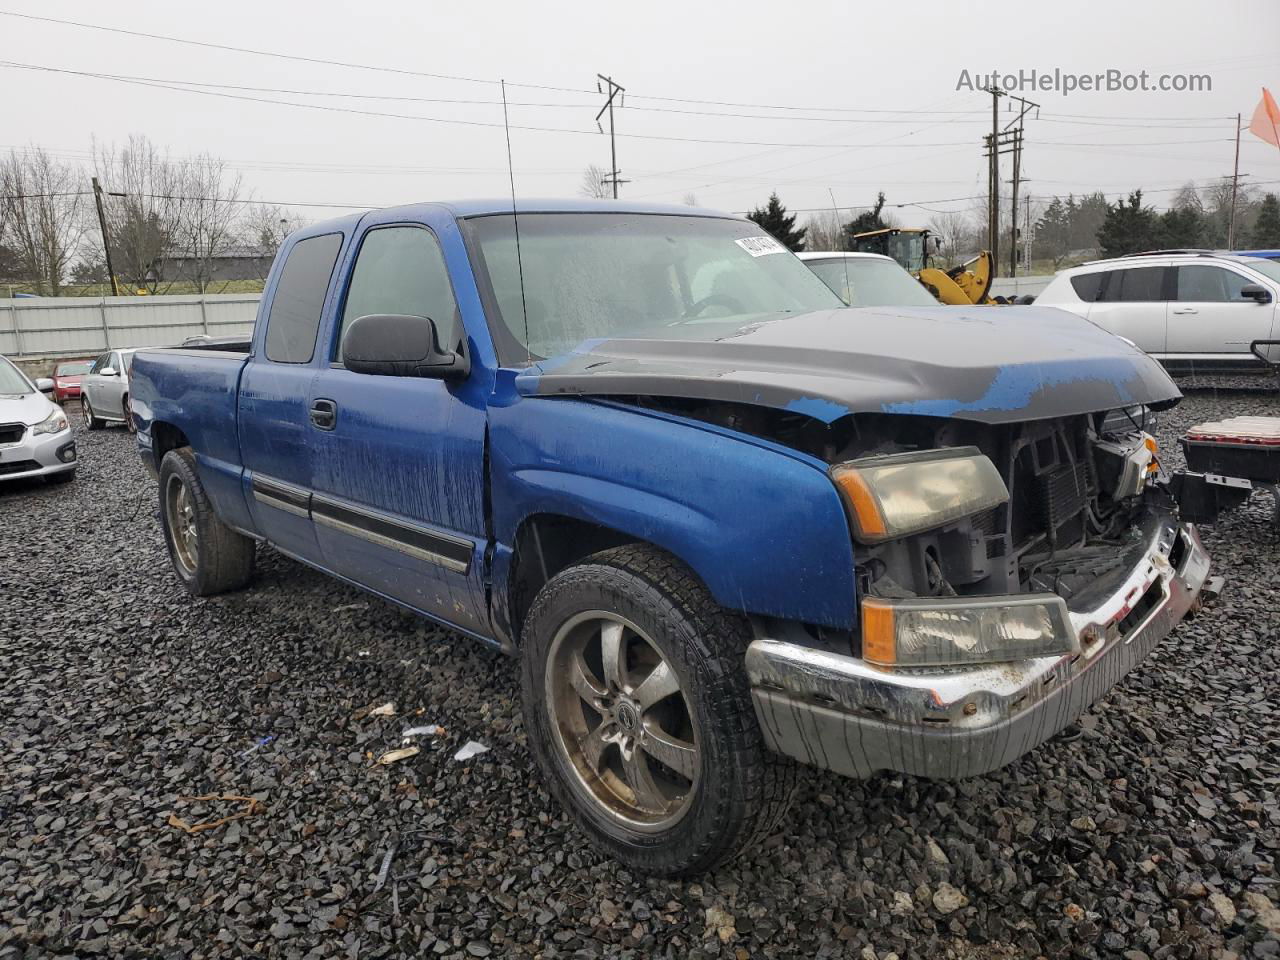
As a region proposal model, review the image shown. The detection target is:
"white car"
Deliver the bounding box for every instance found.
[797,251,939,307]
[1035,252,1280,369]
[0,354,77,484]
[81,347,142,431]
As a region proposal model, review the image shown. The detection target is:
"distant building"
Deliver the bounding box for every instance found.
[152,245,274,285]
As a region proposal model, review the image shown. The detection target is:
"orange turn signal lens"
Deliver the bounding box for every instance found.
[832,468,887,540]
[860,599,896,666]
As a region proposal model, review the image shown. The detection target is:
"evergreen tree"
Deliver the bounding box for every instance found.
[1248,193,1280,248]
[746,192,807,251]
[1157,205,1206,248]
[1096,191,1161,258]
[1035,196,1073,266]
[1070,192,1110,253]
[842,192,889,245]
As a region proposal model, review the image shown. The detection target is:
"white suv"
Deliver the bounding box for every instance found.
[1035,252,1280,369]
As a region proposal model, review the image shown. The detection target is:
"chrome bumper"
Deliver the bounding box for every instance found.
[747,512,1210,780]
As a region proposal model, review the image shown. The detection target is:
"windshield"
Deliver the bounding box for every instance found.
[805,257,939,307]
[0,357,33,395]
[466,213,843,364]
[55,361,92,376]
[1230,257,1280,285]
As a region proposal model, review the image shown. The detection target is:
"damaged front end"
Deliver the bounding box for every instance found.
[741,404,1212,780]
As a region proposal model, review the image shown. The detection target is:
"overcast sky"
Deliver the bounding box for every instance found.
[3,0,1278,230]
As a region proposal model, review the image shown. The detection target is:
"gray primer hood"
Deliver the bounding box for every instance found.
[514,305,1182,424]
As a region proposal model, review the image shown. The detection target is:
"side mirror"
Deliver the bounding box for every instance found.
[1240,283,1272,304]
[100,367,117,377]
[35,377,54,393]
[342,314,469,380]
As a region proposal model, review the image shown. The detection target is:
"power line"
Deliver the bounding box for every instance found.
[0,11,1250,125]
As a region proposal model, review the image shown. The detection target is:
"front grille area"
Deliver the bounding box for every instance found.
[0,459,40,476]
[0,422,24,445]
[1039,462,1090,534]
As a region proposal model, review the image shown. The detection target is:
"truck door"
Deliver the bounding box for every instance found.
[1167,263,1278,360]
[308,219,490,635]
[238,232,344,564]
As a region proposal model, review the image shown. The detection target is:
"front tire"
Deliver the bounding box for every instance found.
[81,396,103,430]
[158,448,255,596]
[521,544,795,876]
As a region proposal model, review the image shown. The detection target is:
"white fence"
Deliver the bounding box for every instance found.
[0,294,261,359]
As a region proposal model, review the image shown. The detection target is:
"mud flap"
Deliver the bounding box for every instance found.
[1166,471,1252,524]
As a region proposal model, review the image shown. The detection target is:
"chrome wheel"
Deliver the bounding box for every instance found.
[80,397,92,425]
[165,473,199,575]
[545,611,699,832]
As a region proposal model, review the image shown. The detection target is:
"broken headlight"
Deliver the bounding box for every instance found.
[830,446,1009,544]
[861,593,1076,667]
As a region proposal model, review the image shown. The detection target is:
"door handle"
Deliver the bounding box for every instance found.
[1171,307,1198,315]
[310,398,337,430]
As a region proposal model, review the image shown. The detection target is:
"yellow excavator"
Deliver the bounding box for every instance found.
[850,227,1003,305]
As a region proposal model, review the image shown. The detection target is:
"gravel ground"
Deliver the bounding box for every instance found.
[2,388,1278,960]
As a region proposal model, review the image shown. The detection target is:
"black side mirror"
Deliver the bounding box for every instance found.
[1240,283,1273,304]
[342,314,469,379]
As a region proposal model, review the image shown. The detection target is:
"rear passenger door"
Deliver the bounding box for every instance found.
[307,218,490,635]
[1167,264,1278,358]
[1085,266,1170,354]
[238,232,345,564]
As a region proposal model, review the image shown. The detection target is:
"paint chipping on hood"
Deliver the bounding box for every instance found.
[514,305,1181,425]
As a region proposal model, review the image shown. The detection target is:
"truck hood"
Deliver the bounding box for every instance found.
[514,305,1182,425]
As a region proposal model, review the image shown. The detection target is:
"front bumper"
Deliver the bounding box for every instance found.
[747,510,1210,780]
[0,426,77,481]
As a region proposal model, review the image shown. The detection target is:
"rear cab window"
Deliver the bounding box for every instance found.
[1069,272,1106,301]
[264,234,344,364]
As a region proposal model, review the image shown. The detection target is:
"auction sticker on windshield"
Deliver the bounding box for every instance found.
[735,235,788,257]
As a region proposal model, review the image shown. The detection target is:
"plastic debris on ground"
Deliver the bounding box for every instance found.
[401,724,444,740]
[454,741,489,762]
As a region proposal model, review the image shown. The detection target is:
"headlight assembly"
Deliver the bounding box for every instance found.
[31,409,69,436]
[830,446,1009,544]
[862,594,1076,667]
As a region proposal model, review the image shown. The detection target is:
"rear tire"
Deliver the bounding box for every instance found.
[81,397,103,431]
[158,447,255,596]
[521,543,796,876]
[123,394,136,434]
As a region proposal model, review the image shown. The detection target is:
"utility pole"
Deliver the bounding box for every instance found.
[91,177,120,297]
[595,74,628,198]
[1024,194,1033,273]
[986,87,1005,273]
[1004,94,1039,278]
[1227,112,1242,249]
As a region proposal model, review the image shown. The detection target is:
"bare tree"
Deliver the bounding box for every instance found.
[802,211,845,252]
[682,193,698,207]
[239,203,296,260]
[168,155,247,292]
[0,147,86,295]
[579,165,610,200]
[927,209,973,267]
[91,135,189,291]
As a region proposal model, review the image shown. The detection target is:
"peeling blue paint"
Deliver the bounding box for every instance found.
[784,395,850,423]
[881,357,1140,418]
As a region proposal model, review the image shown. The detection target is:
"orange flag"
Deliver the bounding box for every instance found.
[1249,87,1280,148]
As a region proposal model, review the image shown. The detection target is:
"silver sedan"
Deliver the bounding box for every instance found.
[0,355,77,484]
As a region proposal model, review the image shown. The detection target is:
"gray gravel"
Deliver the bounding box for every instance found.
[2,389,1278,959]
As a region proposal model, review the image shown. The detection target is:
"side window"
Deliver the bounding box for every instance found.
[1069,272,1105,301]
[1176,265,1251,302]
[108,351,121,372]
[264,233,344,364]
[338,226,459,359]
[1107,266,1165,302]
[90,353,109,374]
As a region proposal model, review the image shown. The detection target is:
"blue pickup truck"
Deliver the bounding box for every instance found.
[131,199,1211,875]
